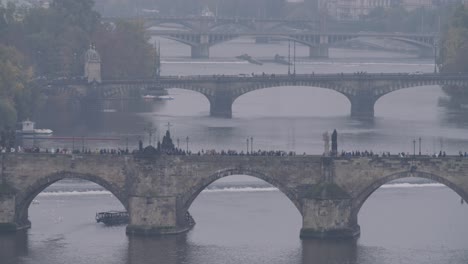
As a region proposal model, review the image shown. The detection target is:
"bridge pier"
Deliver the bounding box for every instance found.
[191,44,210,59]
[0,194,23,232]
[300,198,360,239]
[349,92,376,119]
[209,91,233,118]
[309,45,329,58]
[126,196,191,236]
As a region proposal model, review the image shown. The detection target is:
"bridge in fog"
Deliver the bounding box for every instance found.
[44,73,468,119]
[1,153,467,239]
[103,16,438,58]
[148,29,437,59]
[133,16,437,59]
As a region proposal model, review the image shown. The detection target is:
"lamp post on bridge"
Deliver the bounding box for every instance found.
[250,137,253,153]
[434,43,438,74]
[246,138,249,154]
[288,40,291,75]
[126,136,129,152]
[293,40,296,76]
[413,139,416,158]
[186,136,189,153]
[419,137,421,156]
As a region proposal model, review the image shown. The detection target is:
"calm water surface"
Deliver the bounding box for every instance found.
[3,39,468,264]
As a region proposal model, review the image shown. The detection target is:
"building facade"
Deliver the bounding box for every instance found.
[319,0,396,20]
[319,0,439,20]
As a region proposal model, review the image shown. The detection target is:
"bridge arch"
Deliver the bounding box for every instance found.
[15,172,128,227]
[352,171,468,219]
[182,168,302,215]
[231,84,351,116]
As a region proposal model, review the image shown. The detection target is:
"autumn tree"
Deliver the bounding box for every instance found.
[439,6,468,73]
[93,20,156,80]
[0,45,35,130]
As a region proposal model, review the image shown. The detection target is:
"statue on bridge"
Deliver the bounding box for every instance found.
[160,130,175,152]
[84,44,101,84]
[331,129,338,156]
[322,131,330,156]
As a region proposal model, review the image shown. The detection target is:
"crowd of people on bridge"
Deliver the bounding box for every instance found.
[3,128,467,159]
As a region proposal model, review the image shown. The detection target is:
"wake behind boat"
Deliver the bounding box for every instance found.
[142,94,174,100]
[16,120,53,135]
[157,95,174,100]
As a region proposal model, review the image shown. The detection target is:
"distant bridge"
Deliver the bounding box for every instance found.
[44,73,468,119]
[148,30,437,58]
[104,16,438,58]
[128,16,437,58]
[105,16,321,32]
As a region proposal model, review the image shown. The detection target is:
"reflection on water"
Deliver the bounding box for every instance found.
[128,235,187,264]
[0,231,28,264]
[302,239,357,264]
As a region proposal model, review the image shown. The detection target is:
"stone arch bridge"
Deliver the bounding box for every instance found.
[44,73,468,119]
[0,153,467,238]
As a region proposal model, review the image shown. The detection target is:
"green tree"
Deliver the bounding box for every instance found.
[0,44,34,130]
[93,20,156,80]
[439,5,468,73]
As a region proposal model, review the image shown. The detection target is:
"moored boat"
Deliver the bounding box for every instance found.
[96,211,129,225]
[16,120,53,135]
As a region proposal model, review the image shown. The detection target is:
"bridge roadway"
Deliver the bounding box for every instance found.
[107,16,321,29]
[148,29,437,58]
[0,152,467,238]
[45,73,468,120]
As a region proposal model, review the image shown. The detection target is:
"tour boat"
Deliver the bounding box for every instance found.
[16,120,53,135]
[96,211,129,225]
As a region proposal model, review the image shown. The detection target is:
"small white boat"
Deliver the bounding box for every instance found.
[142,95,158,100]
[157,95,174,100]
[16,120,53,135]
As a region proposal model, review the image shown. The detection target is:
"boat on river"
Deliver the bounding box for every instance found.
[273,54,291,65]
[236,54,263,65]
[142,94,158,100]
[16,120,53,135]
[96,211,129,225]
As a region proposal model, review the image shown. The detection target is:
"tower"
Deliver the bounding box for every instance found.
[84,44,101,83]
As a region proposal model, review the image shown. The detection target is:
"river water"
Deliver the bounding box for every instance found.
[3,39,468,264]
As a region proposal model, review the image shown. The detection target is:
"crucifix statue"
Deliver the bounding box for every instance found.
[144,123,157,146]
[166,122,172,132]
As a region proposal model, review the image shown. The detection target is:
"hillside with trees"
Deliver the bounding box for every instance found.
[0,0,156,133]
[438,4,468,106]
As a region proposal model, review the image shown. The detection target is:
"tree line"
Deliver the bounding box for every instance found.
[0,0,156,131]
[438,4,468,104]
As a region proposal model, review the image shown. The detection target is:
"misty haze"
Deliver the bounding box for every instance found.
[1,0,468,264]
